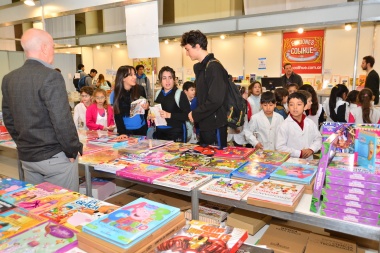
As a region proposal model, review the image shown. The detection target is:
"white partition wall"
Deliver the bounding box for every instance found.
[92,46,113,82]
[158,41,183,81]
[53,53,76,92]
[0,51,11,106]
[112,44,133,76]
[8,51,25,71]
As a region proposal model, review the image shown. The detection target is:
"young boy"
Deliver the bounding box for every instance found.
[276,92,322,159]
[244,91,284,150]
[183,81,197,110]
[287,83,299,94]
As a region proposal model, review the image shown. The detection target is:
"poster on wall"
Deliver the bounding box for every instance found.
[258,57,267,70]
[133,58,157,75]
[282,30,324,74]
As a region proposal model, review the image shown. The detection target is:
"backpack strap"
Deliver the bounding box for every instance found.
[174,89,181,108]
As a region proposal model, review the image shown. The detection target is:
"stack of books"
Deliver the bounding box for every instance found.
[153,171,212,191]
[116,163,176,184]
[184,205,229,225]
[270,160,318,185]
[199,178,255,200]
[248,149,290,165]
[231,162,277,182]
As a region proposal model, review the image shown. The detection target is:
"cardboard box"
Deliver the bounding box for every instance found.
[305,233,357,253]
[226,209,271,235]
[247,192,303,213]
[105,189,147,206]
[79,177,116,200]
[145,190,192,211]
[257,224,309,253]
[77,212,185,253]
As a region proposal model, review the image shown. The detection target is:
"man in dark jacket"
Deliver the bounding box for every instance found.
[281,63,303,87]
[2,28,83,191]
[181,30,227,148]
[362,55,379,105]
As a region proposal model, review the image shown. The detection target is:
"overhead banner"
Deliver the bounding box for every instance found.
[282,30,324,74]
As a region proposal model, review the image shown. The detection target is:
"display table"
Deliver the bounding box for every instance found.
[316,87,332,104]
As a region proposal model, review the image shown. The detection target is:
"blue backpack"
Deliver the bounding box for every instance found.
[78,76,89,90]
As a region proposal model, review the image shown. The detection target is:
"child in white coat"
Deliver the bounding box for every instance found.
[276,92,322,159]
[245,91,284,150]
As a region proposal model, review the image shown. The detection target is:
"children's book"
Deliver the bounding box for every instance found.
[155,220,248,253]
[248,179,304,205]
[0,177,33,197]
[142,151,179,163]
[81,142,108,155]
[118,139,173,154]
[270,162,318,185]
[214,146,255,159]
[285,157,320,166]
[39,195,119,232]
[0,199,15,214]
[165,152,212,170]
[0,133,12,142]
[79,148,121,165]
[231,162,277,182]
[207,158,248,170]
[154,142,196,153]
[93,159,140,174]
[130,98,147,117]
[248,149,290,165]
[184,206,229,225]
[119,151,152,162]
[194,166,235,178]
[149,104,167,126]
[153,171,212,191]
[82,198,180,249]
[116,163,177,184]
[1,182,69,205]
[0,221,77,253]
[354,130,377,172]
[199,178,255,200]
[0,207,46,241]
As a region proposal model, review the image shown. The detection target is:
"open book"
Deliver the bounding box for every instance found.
[149,104,167,126]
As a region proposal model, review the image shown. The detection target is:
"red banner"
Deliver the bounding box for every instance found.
[282,30,324,74]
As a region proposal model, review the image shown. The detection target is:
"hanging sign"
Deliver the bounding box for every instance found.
[282,30,324,74]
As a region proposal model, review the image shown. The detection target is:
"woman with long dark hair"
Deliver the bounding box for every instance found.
[322,84,349,122]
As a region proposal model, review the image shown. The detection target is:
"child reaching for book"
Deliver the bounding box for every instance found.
[244,91,284,150]
[247,81,262,115]
[86,88,115,131]
[73,86,93,129]
[274,87,288,119]
[348,88,380,124]
[276,92,322,159]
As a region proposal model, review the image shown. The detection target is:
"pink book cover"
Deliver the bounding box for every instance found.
[79,148,120,164]
[81,142,108,155]
[116,163,177,184]
[142,151,179,163]
[214,146,255,159]
[1,182,69,205]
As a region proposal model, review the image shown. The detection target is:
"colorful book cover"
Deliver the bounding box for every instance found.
[156,220,248,253]
[200,178,255,200]
[154,142,196,153]
[0,200,15,214]
[81,142,108,155]
[118,139,173,154]
[184,206,229,224]
[0,140,16,148]
[130,98,147,117]
[355,124,380,167]
[270,162,317,184]
[1,182,69,205]
[0,208,46,241]
[142,151,179,163]
[0,177,33,197]
[194,166,235,178]
[328,153,357,168]
[231,162,277,182]
[214,146,254,159]
[355,130,378,172]
[165,152,212,170]
[285,157,320,166]
[116,163,177,184]
[93,159,140,174]
[82,198,180,249]
[0,221,77,253]
[0,133,12,142]
[248,179,304,205]
[207,158,247,170]
[153,171,212,191]
[248,149,290,165]
[39,195,119,232]
[79,148,121,165]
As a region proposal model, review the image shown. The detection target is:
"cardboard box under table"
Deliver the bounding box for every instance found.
[226,209,271,235]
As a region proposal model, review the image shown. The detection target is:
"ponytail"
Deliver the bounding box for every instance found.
[329,84,349,122]
[358,88,373,123]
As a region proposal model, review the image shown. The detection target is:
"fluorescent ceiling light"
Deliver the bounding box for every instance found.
[24,0,36,6]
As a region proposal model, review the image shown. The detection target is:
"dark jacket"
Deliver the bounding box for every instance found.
[2,59,82,161]
[365,69,380,105]
[193,53,227,131]
[281,72,303,87]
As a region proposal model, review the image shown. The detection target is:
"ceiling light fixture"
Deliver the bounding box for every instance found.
[114,44,120,48]
[164,39,169,44]
[297,28,304,34]
[345,24,352,31]
[257,31,262,37]
[96,45,100,50]
[24,0,35,6]
[220,34,226,40]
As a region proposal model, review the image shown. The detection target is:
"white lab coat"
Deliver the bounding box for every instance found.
[322,97,349,122]
[244,110,284,150]
[276,115,322,159]
[307,103,323,127]
[247,95,261,115]
[349,106,380,124]
[73,103,88,130]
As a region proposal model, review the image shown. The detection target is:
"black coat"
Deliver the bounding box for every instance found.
[365,69,380,105]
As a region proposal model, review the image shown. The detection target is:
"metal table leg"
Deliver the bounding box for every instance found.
[84,163,92,197]
[191,189,199,220]
[17,158,24,181]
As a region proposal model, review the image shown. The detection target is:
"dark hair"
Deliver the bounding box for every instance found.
[287,83,299,90]
[90,69,97,74]
[77,63,84,70]
[260,91,275,104]
[135,64,144,71]
[358,88,373,123]
[183,81,195,91]
[113,65,141,114]
[180,30,208,50]
[363,55,375,68]
[329,84,349,122]
[158,66,176,84]
[274,87,289,106]
[248,81,262,96]
[80,86,94,96]
[239,86,247,96]
[54,68,61,72]
[283,63,292,69]
[288,92,306,105]
[93,88,108,109]
[299,84,318,115]
[346,90,359,104]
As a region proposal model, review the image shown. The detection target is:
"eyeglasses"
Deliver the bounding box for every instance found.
[95,96,105,100]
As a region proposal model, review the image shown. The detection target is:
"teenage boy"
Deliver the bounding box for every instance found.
[183,81,197,110]
[181,30,228,148]
[244,91,284,150]
[276,92,322,159]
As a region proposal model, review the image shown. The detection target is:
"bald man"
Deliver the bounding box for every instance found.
[1,28,83,191]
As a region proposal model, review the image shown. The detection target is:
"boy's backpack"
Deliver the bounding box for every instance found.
[205,59,246,129]
[77,75,89,90]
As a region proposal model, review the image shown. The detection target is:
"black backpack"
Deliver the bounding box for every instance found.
[73,73,80,91]
[205,59,246,129]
